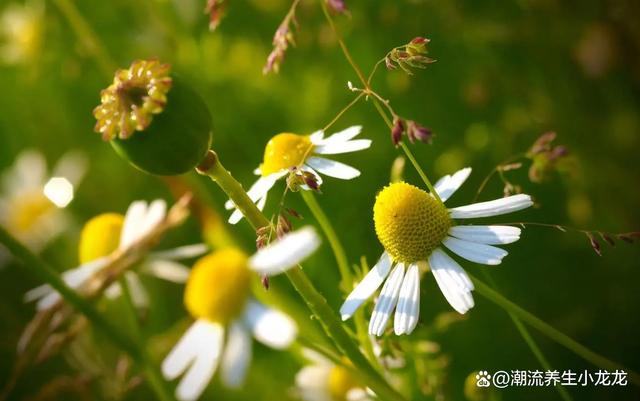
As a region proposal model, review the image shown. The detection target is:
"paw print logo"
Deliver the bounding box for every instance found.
[476,370,491,387]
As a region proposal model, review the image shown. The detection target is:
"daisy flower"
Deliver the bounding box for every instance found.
[295,349,372,401]
[225,126,371,224]
[25,199,207,310]
[162,227,320,401]
[340,167,534,336]
[0,0,43,65]
[0,149,86,265]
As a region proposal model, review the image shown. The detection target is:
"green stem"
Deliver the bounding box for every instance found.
[300,191,352,286]
[198,151,406,401]
[398,142,442,203]
[119,277,175,401]
[470,274,640,386]
[0,226,175,400]
[480,271,573,401]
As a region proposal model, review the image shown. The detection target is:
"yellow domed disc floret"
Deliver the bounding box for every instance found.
[79,213,125,264]
[184,248,251,324]
[373,182,450,263]
[260,133,314,176]
[328,365,358,401]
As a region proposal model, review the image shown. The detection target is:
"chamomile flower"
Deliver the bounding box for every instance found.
[295,349,372,401]
[0,149,86,265]
[340,167,534,336]
[0,0,43,65]
[162,227,320,401]
[25,199,207,310]
[225,126,371,224]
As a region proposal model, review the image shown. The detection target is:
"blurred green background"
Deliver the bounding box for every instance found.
[0,0,639,400]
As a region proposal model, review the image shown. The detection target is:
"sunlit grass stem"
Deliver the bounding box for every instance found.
[480,270,573,401]
[470,274,640,386]
[197,150,407,401]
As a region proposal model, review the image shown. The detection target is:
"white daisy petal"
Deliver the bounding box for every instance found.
[138,199,167,239]
[256,193,268,211]
[243,301,297,349]
[149,244,209,260]
[316,125,363,144]
[434,167,472,202]
[119,201,148,249]
[142,260,191,283]
[228,208,244,225]
[124,271,149,309]
[309,130,325,144]
[224,172,284,210]
[313,139,372,155]
[221,322,253,388]
[369,263,405,336]
[442,236,508,265]
[393,263,421,335]
[305,157,361,180]
[340,252,393,320]
[295,365,332,401]
[162,320,224,401]
[448,194,533,219]
[429,248,475,314]
[248,226,320,276]
[449,225,521,245]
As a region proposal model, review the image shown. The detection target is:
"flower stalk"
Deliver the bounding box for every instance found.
[197,150,407,401]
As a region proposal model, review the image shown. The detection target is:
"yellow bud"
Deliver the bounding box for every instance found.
[373,182,450,263]
[184,249,251,324]
[78,213,124,264]
[260,133,313,176]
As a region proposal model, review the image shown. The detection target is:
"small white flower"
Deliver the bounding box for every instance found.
[0,149,87,266]
[24,199,207,310]
[295,349,373,401]
[340,167,534,336]
[225,126,371,224]
[0,0,43,65]
[163,227,320,401]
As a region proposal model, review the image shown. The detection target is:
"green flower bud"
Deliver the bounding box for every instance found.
[93,60,212,175]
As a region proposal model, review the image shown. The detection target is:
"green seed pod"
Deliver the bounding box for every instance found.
[93,60,212,175]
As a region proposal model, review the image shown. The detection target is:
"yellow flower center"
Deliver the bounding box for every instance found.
[184,249,251,324]
[260,133,314,176]
[373,182,450,263]
[78,213,125,264]
[7,191,54,233]
[327,365,358,401]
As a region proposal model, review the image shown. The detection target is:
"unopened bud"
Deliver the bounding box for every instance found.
[391,117,404,146]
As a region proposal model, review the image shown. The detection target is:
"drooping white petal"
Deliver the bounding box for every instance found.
[228,208,244,225]
[369,263,405,336]
[119,201,148,249]
[305,157,361,180]
[340,252,393,320]
[149,243,209,261]
[243,301,297,349]
[313,139,372,155]
[434,167,472,202]
[224,173,283,210]
[256,193,268,211]
[295,365,332,401]
[393,263,421,335]
[162,320,224,401]
[449,225,521,245]
[220,322,252,388]
[124,271,149,309]
[429,248,475,314]
[143,260,191,283]
[104,282,122,299]
[448,194,533,219]
[442,236,508,265]
[314,125,362,145]
[248,226,320,276]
